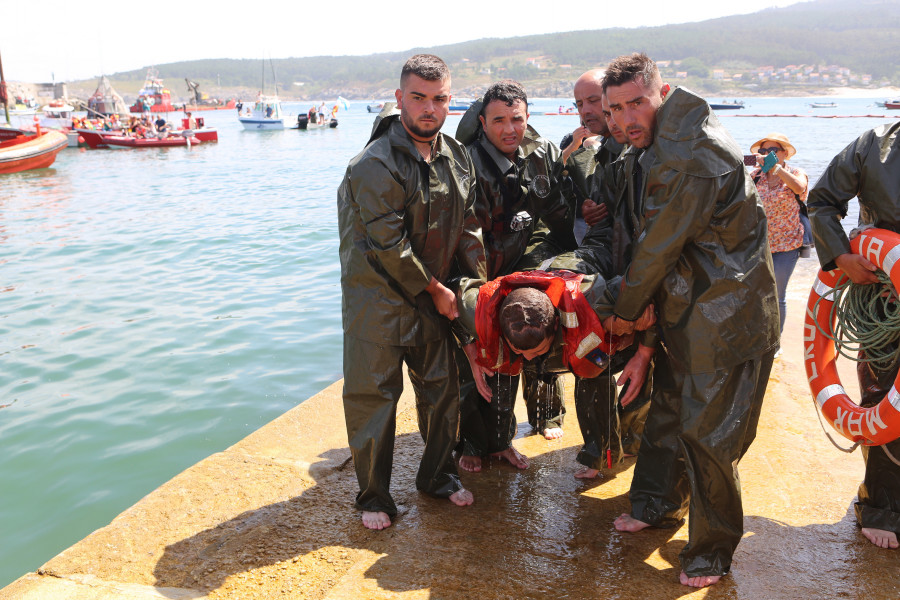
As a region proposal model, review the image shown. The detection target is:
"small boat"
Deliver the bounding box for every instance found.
[102,133,202,149]
[238,95,287,130]
[885,100,900,110]
[449,99,473,111]
[294,113,338,130]
[709,100,745,110]
[809,102,838,108]
[367,101,386,113]
[77,121,217,149]
[129,67,176,114]
[544,109,579,116]
[0,130,68,174]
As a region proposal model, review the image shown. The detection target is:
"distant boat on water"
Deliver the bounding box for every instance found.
[884,100,900,109]
[809,102,838,108]
[709,99,745,110]
[86,75,129,117]
[129,68,175,114]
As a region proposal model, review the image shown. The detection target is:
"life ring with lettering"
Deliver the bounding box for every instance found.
[804,227,900,446]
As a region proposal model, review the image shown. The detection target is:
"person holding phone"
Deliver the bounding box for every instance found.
[748,133,810,338]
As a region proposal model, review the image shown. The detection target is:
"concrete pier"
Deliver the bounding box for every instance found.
[3,268,900,599]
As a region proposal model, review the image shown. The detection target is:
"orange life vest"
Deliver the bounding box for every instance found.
[475,270,616,378]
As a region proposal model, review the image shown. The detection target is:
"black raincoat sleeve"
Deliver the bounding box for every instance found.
[614,167,717,321]
[348,158,433,299]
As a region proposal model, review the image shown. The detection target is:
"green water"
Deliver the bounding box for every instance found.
[0,96,887,587]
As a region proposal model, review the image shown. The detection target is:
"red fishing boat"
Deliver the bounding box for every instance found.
[129,68,176,114]
[78,124,217,149]
[0,130,68,174]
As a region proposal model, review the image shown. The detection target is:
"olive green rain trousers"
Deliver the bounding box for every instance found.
[342,335,463,516]
[628,347,775,577]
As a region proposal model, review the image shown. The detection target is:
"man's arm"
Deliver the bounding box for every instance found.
[808,133,870,273]
[349,158,432,298]
[613,167,719,323]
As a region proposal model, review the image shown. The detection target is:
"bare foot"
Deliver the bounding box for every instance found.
[490,446,529,469]
[361,511,391,530]
[679,571,722,588]
[542,426,564,440]
[449,488,474,506]
[574,466,601,479]
[458,454,482,473]
[613,513,651,532]
[862,527,900,549]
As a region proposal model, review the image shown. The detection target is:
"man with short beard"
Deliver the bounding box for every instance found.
[602,53,779,588]
[337,54,486,531]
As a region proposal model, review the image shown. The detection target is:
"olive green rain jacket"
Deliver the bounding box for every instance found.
[456,100,578,279]
[566,136,625,206]
[338,109,486,346]
[808,121,900,271]
[613,87,779,373]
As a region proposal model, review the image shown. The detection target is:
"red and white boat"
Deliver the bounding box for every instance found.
[78,120,217,149]
[885,100,900,110]
[0,129,68,174]
[129,68,176,114]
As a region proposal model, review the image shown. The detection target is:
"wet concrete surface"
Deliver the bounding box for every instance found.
[3,266,900,599]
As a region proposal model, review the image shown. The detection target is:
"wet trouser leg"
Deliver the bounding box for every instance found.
[855,357,900,533]
[629,348,774,577]
[574,358,652,470]
[522,369,565,432]
[342,336,462,516]
[406,337,464,500]
[455,345,519,457]
[342,335,404,515]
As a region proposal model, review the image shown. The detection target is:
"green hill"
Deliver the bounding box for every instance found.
[69,0,900,101]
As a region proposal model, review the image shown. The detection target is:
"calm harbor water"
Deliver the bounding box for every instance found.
[0,94,893,586]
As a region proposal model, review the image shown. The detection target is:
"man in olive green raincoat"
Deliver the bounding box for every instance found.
[337,54,486,530]
[602,53,779,588]
[453,80,584,472]
[808,122,900,549]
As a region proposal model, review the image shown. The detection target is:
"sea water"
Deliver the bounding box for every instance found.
[0,95,893,586]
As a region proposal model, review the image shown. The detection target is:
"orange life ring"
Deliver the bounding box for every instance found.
[804,227,900,446]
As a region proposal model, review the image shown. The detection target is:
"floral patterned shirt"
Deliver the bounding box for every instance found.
[751,164,809,253]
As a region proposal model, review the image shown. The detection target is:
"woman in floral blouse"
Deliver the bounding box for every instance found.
[750,133,809,336]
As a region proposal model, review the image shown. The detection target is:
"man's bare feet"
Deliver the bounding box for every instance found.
[574,466,601,479]
[679,572,722,588]
[458,454,482,473]
[361,511,391,530]
[613,513,651,532]
[862,527,900,549]
[490,446,529,469]
[542,426,564,440]
[449,488,474,506]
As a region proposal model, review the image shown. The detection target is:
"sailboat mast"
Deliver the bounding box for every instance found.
[0,50,10,125]
[270,59,279,98]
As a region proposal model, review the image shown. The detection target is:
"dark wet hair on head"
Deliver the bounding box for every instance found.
[401,54,450,86]
[601,53,660,92]
[499,287,556,351]
[481,80,528,115]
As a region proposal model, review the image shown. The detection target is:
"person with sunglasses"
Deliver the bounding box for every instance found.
[749,133,810,339]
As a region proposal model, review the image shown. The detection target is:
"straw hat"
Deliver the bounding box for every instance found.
[750,133,796,159]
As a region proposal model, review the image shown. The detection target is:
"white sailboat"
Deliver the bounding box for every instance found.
[238,58,287,130]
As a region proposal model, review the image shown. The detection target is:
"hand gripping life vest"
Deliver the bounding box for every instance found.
[475,270,616,378]
[804,227,900,446]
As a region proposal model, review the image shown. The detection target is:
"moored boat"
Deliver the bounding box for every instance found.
[809,102,838,108]
[238,95,286,130]
[709,100,745,110]
[885,100,900,109]
[367,100,385,113]
[0,129,68,174]
[129,68,176,114]
[78,119,217,149]
[87,76,129,117]
[102,133,202,149]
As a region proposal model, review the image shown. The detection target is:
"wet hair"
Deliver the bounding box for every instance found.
[480,80,528,115]
[499,287,556,351]
[400,54,450,86]
[601,53,660,92]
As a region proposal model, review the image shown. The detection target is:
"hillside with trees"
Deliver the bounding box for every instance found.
[66,0,900,101]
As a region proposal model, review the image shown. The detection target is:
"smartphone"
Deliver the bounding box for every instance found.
[762,151,778,173]
[743,154,757,167]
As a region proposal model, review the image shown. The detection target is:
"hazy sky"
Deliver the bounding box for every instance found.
[3,0,802,82]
